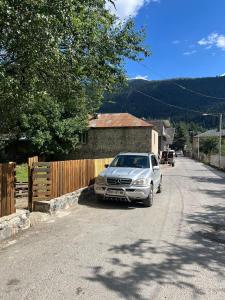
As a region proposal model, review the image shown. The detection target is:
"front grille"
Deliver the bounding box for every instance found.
[107,177,132,186]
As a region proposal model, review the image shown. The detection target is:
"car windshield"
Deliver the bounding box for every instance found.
[168,152,174,158]
[110,155,150,169]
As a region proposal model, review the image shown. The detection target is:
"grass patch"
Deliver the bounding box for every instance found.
[16,164,28,182]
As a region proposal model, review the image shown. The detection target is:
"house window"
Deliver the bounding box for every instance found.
[79,132,88,144]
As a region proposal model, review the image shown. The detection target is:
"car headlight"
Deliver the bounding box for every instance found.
[95,175,105,185]
[133,178,148,186]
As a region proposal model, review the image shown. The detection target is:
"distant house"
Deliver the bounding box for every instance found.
[146,119,175,153]
[70,113,159,159]
[192,129,225,157]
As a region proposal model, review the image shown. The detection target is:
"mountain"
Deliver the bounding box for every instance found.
[100,76,225,127]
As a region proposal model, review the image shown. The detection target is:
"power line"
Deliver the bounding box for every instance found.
[134,89,206,115]
[139,62,225,101]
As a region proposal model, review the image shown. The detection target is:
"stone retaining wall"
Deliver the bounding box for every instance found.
[0,209,30,242]
[33,187,91,214]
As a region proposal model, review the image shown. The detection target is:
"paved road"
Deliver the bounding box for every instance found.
[1,157,225,300]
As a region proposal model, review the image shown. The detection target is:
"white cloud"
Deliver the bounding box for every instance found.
[107,0,159,19]
[183,50,197,56]
[198,33,225,51]
[133,75,149,80]
[220,73,225,77]
[172,40,180,45]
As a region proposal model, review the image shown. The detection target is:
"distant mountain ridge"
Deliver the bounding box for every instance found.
[100,76,225,127]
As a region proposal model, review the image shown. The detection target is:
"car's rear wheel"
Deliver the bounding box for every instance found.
[143,184,154,207]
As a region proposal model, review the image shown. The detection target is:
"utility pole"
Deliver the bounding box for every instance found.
[219,113,222,168]
[197,134,200,160]
[203,113,223,168]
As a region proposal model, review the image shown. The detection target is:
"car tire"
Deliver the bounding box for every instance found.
[172,163,175,167]
[143,184,154,207]
[157,177,162,193]
[96,194,103,202]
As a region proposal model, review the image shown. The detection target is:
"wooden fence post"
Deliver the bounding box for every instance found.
[0,162,16,217]
[28,156,39,211]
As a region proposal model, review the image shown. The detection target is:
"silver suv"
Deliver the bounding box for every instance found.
[94,153,162,207]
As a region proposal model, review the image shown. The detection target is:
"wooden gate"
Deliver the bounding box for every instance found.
[0,163,16,217]
[29,161,52,210]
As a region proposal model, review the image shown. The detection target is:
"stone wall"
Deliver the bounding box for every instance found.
[0,210,30,242]
[70,127,157,159]
[33,187,91,214]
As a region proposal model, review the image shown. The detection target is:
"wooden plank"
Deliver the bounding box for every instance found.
[32,191,52,197]
[33,162,51,167]
[7,164,11,215]
[10,163,16,214]
[32,181,51,186]
[32,186,51,192]
[28,156,38,211]
[51,162,55,198]
[0,165,2,217]
[32,168,51,173]
[33,196,51,201]
[32,174,51,179]
[1,164,7,216]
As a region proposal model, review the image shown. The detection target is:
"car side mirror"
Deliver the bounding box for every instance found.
[105,164,109,168]
[153,166,159,171]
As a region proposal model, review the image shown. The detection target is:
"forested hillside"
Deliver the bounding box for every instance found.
[101,76,225,127]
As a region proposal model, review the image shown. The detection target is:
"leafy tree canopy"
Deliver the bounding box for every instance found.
[0,0,149,156]
[199,137,218,156]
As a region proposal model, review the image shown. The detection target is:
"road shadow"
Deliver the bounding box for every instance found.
[191,175,225,185]
[187,205,225,236]
[84,206,225,299]
[78,188,143,210]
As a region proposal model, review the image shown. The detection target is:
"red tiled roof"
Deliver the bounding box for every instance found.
[89,113,153,128]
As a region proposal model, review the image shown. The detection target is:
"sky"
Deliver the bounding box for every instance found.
[109,0,225,80]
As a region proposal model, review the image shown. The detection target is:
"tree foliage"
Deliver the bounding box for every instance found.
[101,77,225,127]
[172,122,204,151]
[0,0,149,156]
[200,137,218,155]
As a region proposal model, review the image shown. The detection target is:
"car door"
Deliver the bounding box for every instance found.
[151,155,160,191]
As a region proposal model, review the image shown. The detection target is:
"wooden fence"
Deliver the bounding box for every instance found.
[15,182,28,198]
[0,163,16,218]
[28,157,113,209]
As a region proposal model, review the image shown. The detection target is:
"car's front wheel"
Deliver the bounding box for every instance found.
[143,184,154,207]
[157,177,162,193]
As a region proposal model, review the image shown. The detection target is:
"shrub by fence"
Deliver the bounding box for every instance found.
[0,163,16,217]
[28,157,112,209]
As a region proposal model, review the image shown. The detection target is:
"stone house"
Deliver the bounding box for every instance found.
[71,113,158,159]
[146,119,175,153]
[192,129,225,159]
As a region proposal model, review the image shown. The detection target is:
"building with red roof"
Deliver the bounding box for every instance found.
[71,113,158,159]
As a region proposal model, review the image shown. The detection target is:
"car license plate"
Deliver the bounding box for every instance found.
[107,189,124,196]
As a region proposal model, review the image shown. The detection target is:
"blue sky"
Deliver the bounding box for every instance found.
[110,0,225,80]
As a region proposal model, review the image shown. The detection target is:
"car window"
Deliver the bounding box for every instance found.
[110,155,150,168]
[151,156,158,167]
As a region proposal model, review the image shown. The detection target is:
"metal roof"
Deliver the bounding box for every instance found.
[89,113,153,128]
[194,129,225,138]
